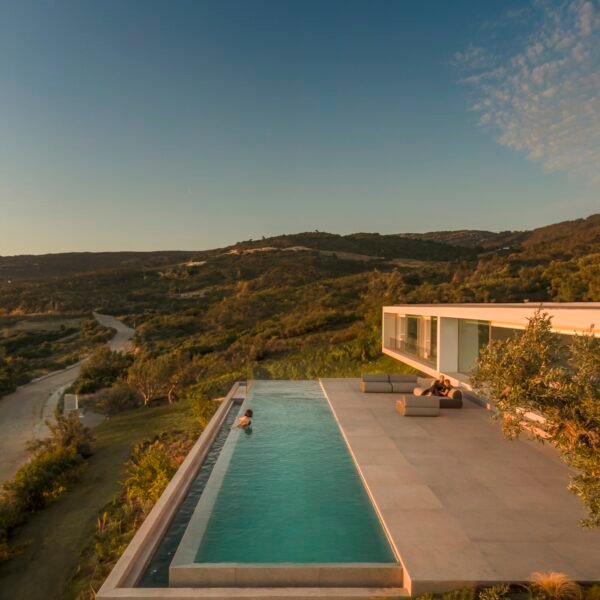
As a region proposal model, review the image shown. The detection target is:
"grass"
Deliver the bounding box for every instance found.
[0,316,84,334]
[0,400,197,600]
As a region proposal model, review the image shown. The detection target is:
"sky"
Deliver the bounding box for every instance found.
[0,0,598,255]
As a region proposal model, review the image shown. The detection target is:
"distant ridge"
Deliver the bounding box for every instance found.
[0,213,597,281]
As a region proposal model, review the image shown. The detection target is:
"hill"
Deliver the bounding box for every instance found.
[0,213,598,397]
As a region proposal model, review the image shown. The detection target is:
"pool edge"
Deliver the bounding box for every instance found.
[97,382,246,595]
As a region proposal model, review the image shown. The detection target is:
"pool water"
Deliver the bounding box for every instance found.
[195,380,395,564]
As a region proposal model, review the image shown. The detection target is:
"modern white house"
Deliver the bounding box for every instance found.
[382,302,600,388]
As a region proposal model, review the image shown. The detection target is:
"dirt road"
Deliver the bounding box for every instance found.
[0,313,134,483]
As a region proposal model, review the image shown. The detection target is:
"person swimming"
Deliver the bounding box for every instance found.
[234,408,253,429]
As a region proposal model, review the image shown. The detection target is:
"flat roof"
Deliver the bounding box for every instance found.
[320,378,600,595]
[385,302,600,310]
[382,303,600,334]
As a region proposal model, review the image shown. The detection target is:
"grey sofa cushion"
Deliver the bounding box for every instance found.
[399,394,440,408]
[396,396,440,416]
[362,374,390,382]
[360,381,393,393]
[389,374,418,383]
[440,396,463,408]
[440,388,463,408]
[391,382,416,393]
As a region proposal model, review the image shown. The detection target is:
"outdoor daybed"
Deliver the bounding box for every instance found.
[359,373,418,393]
[413,385,463,408]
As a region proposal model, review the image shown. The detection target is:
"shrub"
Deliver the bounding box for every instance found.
[125,440,178,511]
[529,572,581,600]
[478,584,511,600]
[442,588,475,600]
[29,412,94,459]
[583,585,600,600]
[74,347,132,394]
[0,412,94,563]
[95,382,142,415]
[5,447,83,512]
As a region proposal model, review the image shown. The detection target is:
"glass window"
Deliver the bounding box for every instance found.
[458,319,490,374]
[491,326,522,343]
[429,317,438,362]
[406,315,419,355]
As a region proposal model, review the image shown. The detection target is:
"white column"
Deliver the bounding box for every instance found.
[438,317,459,373]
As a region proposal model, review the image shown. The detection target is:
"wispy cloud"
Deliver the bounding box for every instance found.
[455,0,600,183]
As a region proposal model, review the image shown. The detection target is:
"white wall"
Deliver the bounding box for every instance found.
[438,318,458,373]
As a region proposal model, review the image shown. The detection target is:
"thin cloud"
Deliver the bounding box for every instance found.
[455,0,600,183]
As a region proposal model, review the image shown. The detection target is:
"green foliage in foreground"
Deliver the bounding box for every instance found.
[0,413,93,562]
[68,430,198,600]
[473,312,600,527]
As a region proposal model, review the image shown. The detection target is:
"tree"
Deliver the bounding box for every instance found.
[161,355,198,404]
[74,347,132,394]
[127,356,167,406]
[472,311,599,527]
[127,354,197,406]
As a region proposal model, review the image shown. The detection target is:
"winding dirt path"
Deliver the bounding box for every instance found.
[0,313,134,483]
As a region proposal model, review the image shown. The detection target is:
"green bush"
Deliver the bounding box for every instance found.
[74,347,133,394]
[29,412,94,459]
[478,584,511,600]
[0,412,94,563]
[5,447,82,512]
[95,382,143,415]
[125,441,178,509]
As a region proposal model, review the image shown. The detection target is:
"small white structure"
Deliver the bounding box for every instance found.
[63,393,79,414]
[382,302,600,388]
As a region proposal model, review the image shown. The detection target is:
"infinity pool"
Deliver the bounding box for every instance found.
[189,380,395,564]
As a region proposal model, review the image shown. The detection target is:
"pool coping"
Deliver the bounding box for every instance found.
[170,381,402,589]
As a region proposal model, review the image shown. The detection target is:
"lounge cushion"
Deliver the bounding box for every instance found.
[360,381,393,393]
[362,374,390,382]
[391,382,416,393]
[412,386,463,406]
[440,388,463,408]
[396,395,440,417]
[399,394,440,408]
[389,374,418,383]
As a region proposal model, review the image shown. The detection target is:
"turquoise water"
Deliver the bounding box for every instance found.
[195,380,396,564]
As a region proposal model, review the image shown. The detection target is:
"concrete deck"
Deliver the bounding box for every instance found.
[321,378,600,595]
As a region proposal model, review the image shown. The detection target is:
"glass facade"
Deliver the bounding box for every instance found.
[385,314,437,366]
[490,326,522,343]
[458,320,490,375]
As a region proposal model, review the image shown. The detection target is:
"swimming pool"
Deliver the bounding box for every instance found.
[170,380,397,585]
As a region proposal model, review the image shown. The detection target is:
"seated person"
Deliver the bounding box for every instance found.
[422,375,446,396]
[234,408,253,429]
[440,378,453,397]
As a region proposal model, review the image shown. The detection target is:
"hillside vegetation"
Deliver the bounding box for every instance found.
[0,214,598,398]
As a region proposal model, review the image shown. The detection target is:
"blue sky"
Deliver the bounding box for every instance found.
[0,0,598,254]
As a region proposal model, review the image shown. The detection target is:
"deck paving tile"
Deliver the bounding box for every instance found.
[320,378,600,590]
